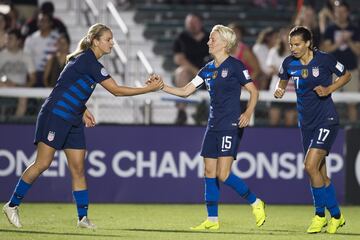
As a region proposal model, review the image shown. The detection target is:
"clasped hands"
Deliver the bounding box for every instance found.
[146,74,164,91]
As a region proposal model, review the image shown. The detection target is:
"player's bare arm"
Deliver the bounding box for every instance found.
[314,71,351,97]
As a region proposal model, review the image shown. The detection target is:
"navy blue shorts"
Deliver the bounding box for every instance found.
[34,109,86,150]
[301,124,339,154]
[201,129,244,159]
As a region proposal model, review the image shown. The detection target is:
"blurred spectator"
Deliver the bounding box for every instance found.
[173,66,193,124]
[0,13,8,50]
[229,22,262,89]
[24,12,60,87]
[173,13,210,124]
[10,0,38,24]
[43,34,70,87]
[21,1,69,41]
[252,27,278,89]
[322,0,360,124]
[0,29,36,117]
[266,27,297,126]
[294,4,321,49]
[318,0,336,34]
[173,13,209,80]
[6,5,22,30]
[253,0,278,8]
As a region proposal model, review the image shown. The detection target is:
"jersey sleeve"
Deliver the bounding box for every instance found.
[325,54,346,77]
[278,59,290,80]
[88,60,111,83]
[235,63,252,86]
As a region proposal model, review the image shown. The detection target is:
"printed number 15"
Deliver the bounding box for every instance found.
[222,136,232,150]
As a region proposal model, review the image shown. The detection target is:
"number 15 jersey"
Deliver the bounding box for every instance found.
[191,56,252,131]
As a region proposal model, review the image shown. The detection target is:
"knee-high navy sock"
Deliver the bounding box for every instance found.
[224,173,256,204]
[205,177,220,217]
[325,182,341,218]
[73,190,89,220]
[311,185,326,217]
[9,179,32,207]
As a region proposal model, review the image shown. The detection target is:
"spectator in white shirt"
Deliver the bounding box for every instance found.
[24,12,59,87]
[0,29,36,117]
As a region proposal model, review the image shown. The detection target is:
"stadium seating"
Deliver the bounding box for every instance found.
[133,0,295,71]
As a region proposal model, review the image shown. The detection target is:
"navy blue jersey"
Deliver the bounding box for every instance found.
[279,50,346,129]
[42,49,110,125]
[193,56,252,131]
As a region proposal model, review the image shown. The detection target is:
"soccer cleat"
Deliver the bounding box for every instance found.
[252,200,266,227]
[190,219,219,230]
[77,216,96,229]
[326,214,345,234]
[306,215,327,233]
[3,202,22,228]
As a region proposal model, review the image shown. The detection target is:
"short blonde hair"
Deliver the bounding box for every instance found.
[211,25,237,54]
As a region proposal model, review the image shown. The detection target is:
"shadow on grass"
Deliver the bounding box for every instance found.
[122,228,299,235]
[335,233,360,236]
[0,228,124,238]
[123,228,360,236]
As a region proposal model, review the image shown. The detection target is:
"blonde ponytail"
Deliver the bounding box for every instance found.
[66,23,111,63]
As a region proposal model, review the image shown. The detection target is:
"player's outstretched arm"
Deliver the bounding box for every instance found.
[160,73,197,98]
[162,82,196,98]
[314,70,351,97]
[101,76,163,97]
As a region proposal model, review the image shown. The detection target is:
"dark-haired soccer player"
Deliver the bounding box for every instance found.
[274,26,351,234]
[158,24,265,230]
[3,23,163,229]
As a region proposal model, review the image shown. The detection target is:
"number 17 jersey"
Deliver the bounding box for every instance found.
[278,50,346,129]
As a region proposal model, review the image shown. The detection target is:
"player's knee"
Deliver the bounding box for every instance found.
[34,161,52,173]
[70,166,85,179]
[204,167,216,178]
[304,162,316,175]
[216,171,229,182]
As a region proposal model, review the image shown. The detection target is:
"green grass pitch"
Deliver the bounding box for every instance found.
[0,203,359,240]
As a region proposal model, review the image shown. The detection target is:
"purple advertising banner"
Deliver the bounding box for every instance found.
[0,124,345,204]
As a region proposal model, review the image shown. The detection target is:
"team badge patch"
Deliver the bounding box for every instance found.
[336,61,344,72]
[221,69,228,78]
[212,71,218,79]
[47,131,55,142]
[100,68,108,76]
[243,70,251,80]
[312,67,319,77]
[301,69,308,78]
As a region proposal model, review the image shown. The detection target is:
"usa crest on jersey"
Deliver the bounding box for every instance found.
[221,68,228,78]
[47,131,55,142]
[312,67,319,77]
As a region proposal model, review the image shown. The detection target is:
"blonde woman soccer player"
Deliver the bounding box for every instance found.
[3,23,163,229]
[157,25,265,230]
[274,26,351,234]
